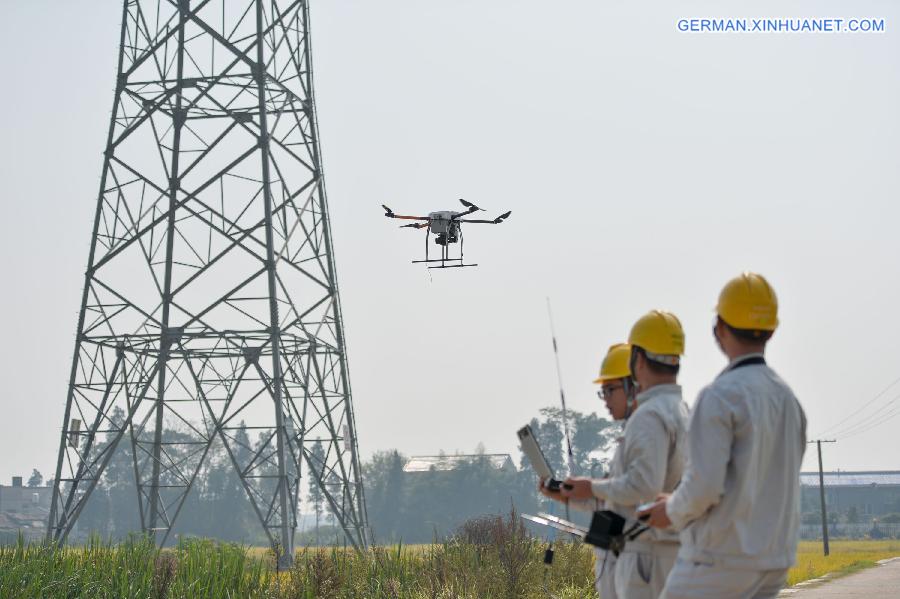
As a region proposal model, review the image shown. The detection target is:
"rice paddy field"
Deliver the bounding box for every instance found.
[787,539,900,586]
[1,534,898,598]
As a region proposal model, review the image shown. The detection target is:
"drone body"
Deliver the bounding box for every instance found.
[382,199,511,268]
[426,211,461,245]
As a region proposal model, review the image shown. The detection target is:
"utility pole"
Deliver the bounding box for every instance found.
[810,439,836,556]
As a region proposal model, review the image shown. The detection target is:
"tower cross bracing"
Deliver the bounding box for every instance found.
[48,0,369,565]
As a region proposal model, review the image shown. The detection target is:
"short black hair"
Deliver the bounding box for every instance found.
[634,346,680,376]
[718,316,773,343]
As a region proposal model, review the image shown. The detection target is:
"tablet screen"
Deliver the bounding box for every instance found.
[517,424,554,480]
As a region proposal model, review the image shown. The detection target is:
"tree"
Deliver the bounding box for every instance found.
[534,407,617,475]
[100,406,138,538]
[363,450,406,543]
[847,505,861,524]
[569,411,617,473]
[534,412,564,475]
[308,440,326,545]
[27,469,43,487]
[324,471,342,544]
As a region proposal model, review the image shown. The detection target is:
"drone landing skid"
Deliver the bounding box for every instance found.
[429,264,478,269]
[414,227,479,269]
[412,259,479,269]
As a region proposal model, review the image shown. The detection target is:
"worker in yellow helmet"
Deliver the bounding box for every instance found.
[594,342,636,422]
[639,273,807,599]
[548,342,634,599]
[544,312,690,599]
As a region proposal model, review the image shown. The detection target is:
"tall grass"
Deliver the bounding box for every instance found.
[269,509,594,598]
[3,530,897,597]
[0,535,271,599]
[0,511,593,598]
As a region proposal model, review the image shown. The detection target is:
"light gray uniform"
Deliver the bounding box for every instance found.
[590,384,689,599]
[663,354,807,599]
[571,500,618,598]
[570,465,619,598]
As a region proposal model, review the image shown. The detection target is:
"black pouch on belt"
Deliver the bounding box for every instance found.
[584,510,627,555]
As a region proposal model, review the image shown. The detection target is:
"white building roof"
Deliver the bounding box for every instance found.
[799,471,900,487]
[403,454,514,473]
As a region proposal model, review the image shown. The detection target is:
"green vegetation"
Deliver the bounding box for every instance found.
[788,540,900,586]
[0,511,595,599]
[3,533,900,597]
[0,536,269,599]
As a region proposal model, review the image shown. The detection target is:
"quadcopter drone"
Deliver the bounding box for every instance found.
[382,199,511,269]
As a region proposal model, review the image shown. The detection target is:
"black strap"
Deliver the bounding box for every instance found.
[624,521,649,541]
[730,356,766,371]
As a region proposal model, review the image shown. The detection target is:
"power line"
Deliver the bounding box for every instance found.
[827,391,900,439]
[814,374,900,438]
[833,401,900,440]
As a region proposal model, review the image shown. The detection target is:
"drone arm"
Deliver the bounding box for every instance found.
[456,210,511,224]
[451,199,483,220]
[388,214,431,221]
[382,204,429,220]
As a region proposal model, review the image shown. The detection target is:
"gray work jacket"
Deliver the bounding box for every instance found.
[591,383,689,545]
[666,353,807,570]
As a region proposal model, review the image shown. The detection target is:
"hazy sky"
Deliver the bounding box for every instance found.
[1,1,899,488]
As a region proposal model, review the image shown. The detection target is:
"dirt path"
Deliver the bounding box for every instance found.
[779,557,900,597]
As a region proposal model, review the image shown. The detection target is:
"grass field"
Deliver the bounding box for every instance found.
[1,533,898,597]
[788,539,900,586]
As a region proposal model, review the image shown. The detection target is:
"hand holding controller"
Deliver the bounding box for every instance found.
[544,479,574,492]
[636,501,656,522]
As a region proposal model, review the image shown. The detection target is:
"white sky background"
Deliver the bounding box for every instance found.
[1,1,899,487]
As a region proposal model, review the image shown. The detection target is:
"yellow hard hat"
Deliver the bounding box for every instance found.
[593,343,632,384]
[628,310,685,363]
[716,272,779,331]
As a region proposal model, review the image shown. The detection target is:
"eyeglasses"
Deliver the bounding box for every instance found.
[597,385,623,401]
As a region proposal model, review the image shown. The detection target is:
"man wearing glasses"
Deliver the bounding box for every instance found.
[543,311,690,599]
[544,342,633,598]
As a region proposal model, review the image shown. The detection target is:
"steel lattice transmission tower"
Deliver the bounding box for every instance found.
[48,0,369,564]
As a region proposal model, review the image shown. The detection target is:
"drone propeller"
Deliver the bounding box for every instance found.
[494,210,511,224]
[455,210,512,225]
[452,198,483,220]
[382,204,394,217]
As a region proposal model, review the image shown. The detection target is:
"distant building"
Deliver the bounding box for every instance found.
[402,454,516,474]
[800,471,900,517]
[0,477,52,542]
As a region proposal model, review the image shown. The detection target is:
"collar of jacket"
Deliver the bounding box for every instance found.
[720,352,766,376]
[634,383,682,407]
